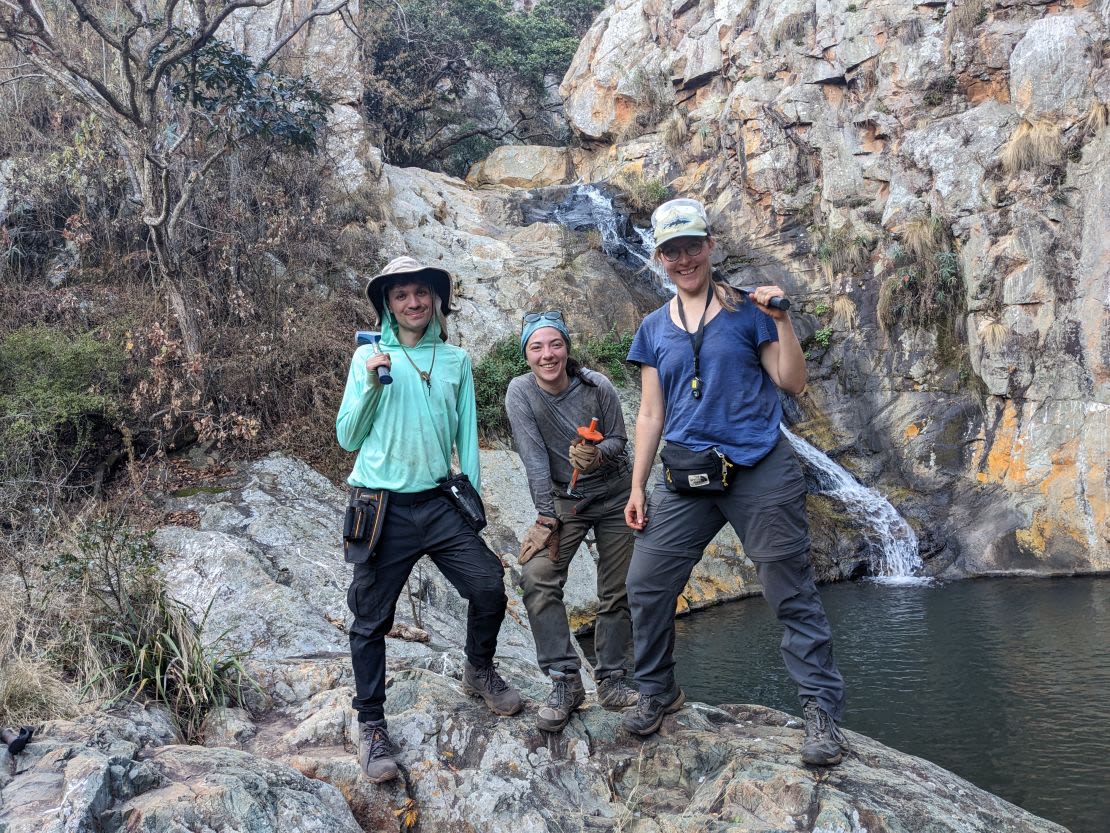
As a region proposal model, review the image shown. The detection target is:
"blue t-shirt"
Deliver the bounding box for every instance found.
[627,300,782,465]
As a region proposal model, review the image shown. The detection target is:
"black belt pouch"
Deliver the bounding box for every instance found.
[343,489,389,564]
[438,472,487,532]
[660,444,733,494]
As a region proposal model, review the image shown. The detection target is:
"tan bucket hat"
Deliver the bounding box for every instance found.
[365,256,452,320]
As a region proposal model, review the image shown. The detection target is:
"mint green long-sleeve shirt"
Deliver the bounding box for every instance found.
[336,311,481,494]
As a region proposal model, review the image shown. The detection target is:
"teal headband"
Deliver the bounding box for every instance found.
[520,317,571,357]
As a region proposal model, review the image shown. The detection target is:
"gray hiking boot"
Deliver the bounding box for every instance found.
[596,671,638,710]
[800,698,850,766]
[620,681,686,736]
[462,661,524,716]
[536,669,586,732]
[358,720,399,783]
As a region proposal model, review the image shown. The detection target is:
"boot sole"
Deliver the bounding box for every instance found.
[622,689,687,737]
[801,750,845,766]
[462,683,524,716]
[364,767,400,783]
[536,698,586,732]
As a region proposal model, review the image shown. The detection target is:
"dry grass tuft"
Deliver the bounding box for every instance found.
[947,0,990,37]
[813,223,874,282]
[832,296,858,330]
[977,316,1009,350]
[876,275,900,333]
[0,601,81,726]
[660,112,688,151]
[1082,101,1108,137]
[1001,120,1062,175]
[902,213,946,264]
[772,12,813,49]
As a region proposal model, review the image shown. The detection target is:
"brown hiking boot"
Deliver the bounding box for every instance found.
[620,681,686,737]
[536,669,586,732]
[358,720,399,783]
[596,671,638,710]
[800,698,850,766]
[462,661,524,716]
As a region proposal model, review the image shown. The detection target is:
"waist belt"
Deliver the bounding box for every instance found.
[388,486,443,506]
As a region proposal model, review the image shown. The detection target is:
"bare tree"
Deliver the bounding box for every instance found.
[0,0,345,356]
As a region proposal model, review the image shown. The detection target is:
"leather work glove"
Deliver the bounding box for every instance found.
[518,517,560,565]
[568,440,602,473]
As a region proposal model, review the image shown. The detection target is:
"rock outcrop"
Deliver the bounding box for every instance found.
[554,0,1109,576]
[0,457,1071,832]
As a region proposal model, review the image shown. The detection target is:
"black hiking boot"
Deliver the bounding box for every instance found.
[358,720,399,783]
[536,669,586,732]
[463,661,524,716]
[620,681,686,736]
[596,671,639,710]
[800,698,850,766]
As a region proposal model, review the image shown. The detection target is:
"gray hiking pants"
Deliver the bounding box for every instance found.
[627,437,845,720]
[519,474,635,681]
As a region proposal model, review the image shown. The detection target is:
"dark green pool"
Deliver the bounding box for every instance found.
[659,576,1110,833]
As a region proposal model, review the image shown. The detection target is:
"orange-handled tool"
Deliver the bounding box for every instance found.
[567,417,605,498]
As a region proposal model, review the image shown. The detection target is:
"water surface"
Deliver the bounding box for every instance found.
[666,576,1110,833]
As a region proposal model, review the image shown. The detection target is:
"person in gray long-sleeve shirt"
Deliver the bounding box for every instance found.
[506,310,639,732]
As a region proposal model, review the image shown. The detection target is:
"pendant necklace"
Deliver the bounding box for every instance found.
[399,340,436,389]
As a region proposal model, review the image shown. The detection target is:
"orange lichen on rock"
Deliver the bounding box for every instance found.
[904,421,923,439]
[977,402,1028,484]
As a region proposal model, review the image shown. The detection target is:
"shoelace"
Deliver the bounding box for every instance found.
[548,678,570,708]
[805,702,835,740]
[478,664,509,694]
[365,726,395,759]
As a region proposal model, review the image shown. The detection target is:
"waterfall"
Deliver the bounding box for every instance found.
[521,184,672,291]
[782,427,925,582]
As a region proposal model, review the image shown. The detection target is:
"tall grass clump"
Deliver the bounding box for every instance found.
[813,223,874,282]
[52,517,251,741]
[617,172,671,215]
[1001,120,1062,175]
[878,211,965,349]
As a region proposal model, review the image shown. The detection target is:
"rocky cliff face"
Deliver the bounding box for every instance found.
[0,457,1071,833]
[554,0,1109,575]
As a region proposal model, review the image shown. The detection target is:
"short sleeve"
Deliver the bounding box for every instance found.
[627,315,659,367]
[754,307,778,349]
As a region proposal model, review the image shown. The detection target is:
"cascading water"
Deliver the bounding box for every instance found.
[521,184,672,291]
[782,427,924,582]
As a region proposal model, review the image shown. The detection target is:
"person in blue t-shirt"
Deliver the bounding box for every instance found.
[621,198,849,767]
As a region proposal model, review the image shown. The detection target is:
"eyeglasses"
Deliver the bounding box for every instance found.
[658,240,706,263]
[522,310,564,328]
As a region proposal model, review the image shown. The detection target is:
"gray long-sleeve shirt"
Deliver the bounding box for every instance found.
[505,368,629,517]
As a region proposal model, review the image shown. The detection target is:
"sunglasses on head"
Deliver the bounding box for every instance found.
[658,240,707,262]
[522,310,564,328]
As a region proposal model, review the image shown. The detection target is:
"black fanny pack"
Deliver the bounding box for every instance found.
[660,444,734,494]
[344,488,389,564]
[439,472,487,532]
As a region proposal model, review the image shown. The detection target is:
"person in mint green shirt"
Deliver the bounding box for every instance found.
[337,256,522,785]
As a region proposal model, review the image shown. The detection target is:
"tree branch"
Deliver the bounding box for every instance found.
[260,0,348,68]
[66,0,123,50]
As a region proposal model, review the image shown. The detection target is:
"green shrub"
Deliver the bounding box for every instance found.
[578,329,634,383]
[0,327,123,516]
[618,173,671,215]
[813,326,834,348]
[0,326,122,441]
[474,336,529,440]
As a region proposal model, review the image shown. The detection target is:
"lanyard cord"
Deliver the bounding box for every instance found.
[675,280,714,400]
[398,339,436,390]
